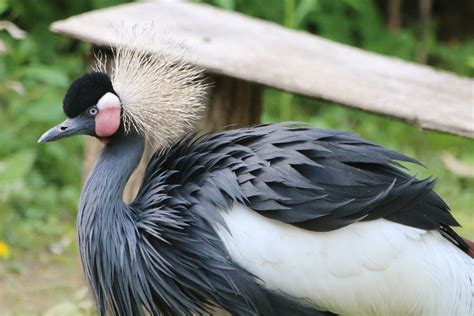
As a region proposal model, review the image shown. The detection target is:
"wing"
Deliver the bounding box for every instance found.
[136,123,468,254]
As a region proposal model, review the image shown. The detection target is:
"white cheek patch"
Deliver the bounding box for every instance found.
[97,92,121,110]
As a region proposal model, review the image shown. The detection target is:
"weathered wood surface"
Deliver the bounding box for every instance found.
[50,1,474,138]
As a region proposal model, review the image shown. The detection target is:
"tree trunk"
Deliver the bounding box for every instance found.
[416,0,432,63]
[387,0,402,32]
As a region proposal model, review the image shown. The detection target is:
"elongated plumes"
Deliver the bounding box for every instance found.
[94,33,207,149]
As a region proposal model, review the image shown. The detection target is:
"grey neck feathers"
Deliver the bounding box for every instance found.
[79,133,144,216]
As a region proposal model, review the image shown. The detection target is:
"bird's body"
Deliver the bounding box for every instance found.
[38,41,474,315]
[76,124,473,315]
[77,128,323,315]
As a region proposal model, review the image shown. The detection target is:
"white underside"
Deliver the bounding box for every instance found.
[214,204,474,316]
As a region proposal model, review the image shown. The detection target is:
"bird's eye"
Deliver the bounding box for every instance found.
[87,106,98,117]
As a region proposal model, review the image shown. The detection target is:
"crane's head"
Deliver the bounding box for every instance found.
[38,72,121,144]
[38,42,207,147]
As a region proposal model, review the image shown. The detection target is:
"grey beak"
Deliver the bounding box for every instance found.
[38,116,93,143]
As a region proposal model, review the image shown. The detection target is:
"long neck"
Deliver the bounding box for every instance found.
[77,133,145,314]
[78,133,145,228]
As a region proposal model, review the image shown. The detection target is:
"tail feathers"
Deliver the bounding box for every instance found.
[438,225,473,257]
[263,290,337,316]
[461,237,474,258]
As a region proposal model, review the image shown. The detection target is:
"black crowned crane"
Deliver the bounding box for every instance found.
[38,43,473,316]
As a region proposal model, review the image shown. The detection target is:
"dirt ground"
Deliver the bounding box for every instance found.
[0,246,94,316]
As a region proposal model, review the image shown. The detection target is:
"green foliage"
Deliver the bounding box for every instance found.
[0,0,129,252]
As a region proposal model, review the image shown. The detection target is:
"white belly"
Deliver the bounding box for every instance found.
[215,204,474,315]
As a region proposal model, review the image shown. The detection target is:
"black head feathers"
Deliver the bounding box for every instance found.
[63,72,116,118]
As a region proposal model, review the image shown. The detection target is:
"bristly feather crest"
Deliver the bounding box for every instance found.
[94,33,207,149]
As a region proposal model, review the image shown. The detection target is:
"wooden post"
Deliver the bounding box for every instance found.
[202,74,262,132]
[416,0,432,63]
[82,48,263,203]
[387,0,402,32]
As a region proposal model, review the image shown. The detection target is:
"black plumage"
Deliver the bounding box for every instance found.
[63,72,116,118]
[148,123,466,248]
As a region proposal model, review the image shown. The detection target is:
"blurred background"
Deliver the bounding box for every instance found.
[0,0,473,314]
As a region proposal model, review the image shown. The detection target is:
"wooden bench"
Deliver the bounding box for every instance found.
[50,0,474,199]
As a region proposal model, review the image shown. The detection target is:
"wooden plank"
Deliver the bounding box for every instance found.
[50,1,474,138]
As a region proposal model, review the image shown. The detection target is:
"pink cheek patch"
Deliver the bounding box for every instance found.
[95,107,121,137]
[95,92,122,137]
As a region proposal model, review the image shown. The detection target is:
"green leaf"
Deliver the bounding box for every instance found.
[0,0,8,15]
[295,0,318,27]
